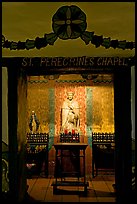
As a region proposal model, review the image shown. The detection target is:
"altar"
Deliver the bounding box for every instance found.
[52,143,89,195]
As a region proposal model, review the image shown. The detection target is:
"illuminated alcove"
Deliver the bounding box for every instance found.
[26,73,115,176]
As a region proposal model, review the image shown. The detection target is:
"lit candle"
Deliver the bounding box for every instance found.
[72,129,75,135]
[65,129,68,135]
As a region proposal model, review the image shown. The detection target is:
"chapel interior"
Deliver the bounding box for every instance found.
[2,2,135,203]
[25,73,115,179]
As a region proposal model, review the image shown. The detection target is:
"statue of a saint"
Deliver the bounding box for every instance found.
[29,111,40,133]
[61,92,80,133]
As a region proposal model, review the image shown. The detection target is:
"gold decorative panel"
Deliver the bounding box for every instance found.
[92,84,114,133]
[27,76,50,134]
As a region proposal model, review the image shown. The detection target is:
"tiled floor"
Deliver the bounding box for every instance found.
[27,175,116,202]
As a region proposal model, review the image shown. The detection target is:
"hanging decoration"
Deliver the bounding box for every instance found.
[2,5,135,50]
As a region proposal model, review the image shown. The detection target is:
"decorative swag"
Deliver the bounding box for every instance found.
[2,5,135,51]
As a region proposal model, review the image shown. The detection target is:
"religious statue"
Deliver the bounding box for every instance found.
[29,111,40,133]
[61,92,80,133]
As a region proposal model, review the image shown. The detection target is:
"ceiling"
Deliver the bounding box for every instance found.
[2,2,135,57]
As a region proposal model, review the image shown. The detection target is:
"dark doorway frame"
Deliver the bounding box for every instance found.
[2,56,135,202]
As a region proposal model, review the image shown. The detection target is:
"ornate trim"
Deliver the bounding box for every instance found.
[2,5,135,50]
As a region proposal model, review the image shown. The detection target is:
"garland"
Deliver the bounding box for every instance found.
[2,5,135,51]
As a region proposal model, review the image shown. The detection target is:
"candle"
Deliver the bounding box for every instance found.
[72,129,75,135]
[64,129,68,135]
